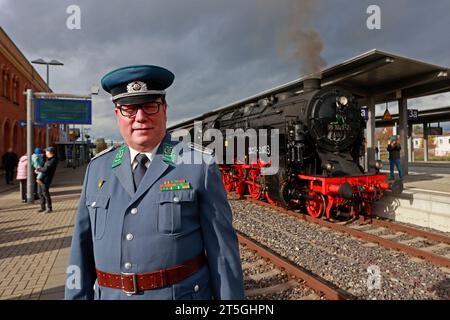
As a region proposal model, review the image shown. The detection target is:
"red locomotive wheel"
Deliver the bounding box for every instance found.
[248,183,261,200]
[305,192,326,218]
[236,182,247,198]
[222,172,234,192]
[233,168,247,197]
[248,170,262,200]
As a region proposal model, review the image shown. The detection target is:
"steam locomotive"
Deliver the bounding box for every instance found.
[168,78,402,220]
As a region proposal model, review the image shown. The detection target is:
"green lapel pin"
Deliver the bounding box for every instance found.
[162,143,177,165]
[112,146,128,168]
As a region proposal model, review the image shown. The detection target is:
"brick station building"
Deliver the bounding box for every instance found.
[0,27,59,159]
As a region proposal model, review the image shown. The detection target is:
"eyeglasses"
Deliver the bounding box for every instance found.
[116,101,164,118]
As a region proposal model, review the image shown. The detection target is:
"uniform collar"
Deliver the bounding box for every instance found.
[129,142,161,166]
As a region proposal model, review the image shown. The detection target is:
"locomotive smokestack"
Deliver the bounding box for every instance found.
[303,77,321,93]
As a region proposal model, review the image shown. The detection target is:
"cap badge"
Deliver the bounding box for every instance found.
[127,81,147,93]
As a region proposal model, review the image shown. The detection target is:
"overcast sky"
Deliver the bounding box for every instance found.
[1,0,449,142]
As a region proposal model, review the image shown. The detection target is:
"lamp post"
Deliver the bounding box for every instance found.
[31,58,64,147]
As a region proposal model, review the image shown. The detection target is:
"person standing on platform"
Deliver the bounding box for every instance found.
[16,154,28,203]
[2,148,19,185]
[387,136,403,180]
[36,147,58,213]
[66,65,244,300]
[67,146,75,169]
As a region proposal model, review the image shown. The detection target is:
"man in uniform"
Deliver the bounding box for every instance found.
[65,65,244,300]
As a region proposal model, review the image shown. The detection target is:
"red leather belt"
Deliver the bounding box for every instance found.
[96,254,206,295]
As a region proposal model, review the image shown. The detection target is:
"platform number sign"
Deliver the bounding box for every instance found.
[361,107,369,120]
[408,109,418,120]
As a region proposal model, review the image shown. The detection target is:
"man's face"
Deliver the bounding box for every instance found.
[115,99,167,152]
[45,151,53,158]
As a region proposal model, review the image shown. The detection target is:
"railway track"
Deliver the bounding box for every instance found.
[244,196,450,270]
[239,232,355,300]
[231,195,450,299]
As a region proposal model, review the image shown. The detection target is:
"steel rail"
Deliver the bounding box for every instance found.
[368,218,450,245]
[237,231,355,300]
[246,197,450,269]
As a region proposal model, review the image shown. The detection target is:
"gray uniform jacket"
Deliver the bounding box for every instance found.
[65,133,244,300]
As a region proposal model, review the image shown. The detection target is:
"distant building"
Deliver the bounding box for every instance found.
[0,27,58,157]
[434,135,450,156]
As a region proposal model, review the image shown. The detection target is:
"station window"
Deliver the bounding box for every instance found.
[13,78,18,104]
[2,71,8,98]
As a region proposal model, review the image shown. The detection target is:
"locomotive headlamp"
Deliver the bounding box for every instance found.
[338,96,348,106]
[375,160,383,170]
[324,162,333,172]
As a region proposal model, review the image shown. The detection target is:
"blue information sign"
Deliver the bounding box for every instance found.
[34,98,92,124]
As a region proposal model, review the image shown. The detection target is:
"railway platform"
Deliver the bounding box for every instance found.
[376,162,450,233]
[0,165,84,300]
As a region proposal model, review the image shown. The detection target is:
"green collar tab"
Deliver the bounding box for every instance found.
[162,143,176,165]
[112,146,128,168]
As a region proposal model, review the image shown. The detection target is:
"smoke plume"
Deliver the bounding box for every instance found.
[279,0,327,76]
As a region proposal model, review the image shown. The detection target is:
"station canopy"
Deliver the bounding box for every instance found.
[320,49,450,104]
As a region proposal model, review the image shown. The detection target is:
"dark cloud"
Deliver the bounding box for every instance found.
[1,0,449,141]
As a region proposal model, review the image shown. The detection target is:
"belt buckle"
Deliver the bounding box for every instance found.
[121,272,137,295]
